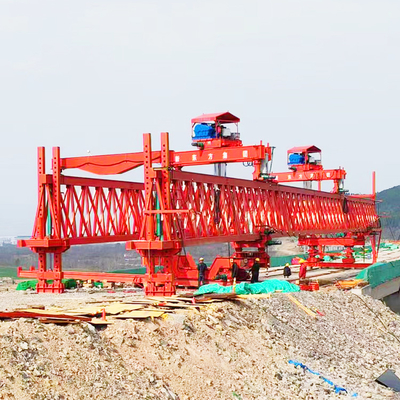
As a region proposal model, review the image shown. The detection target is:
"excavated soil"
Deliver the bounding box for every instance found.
[0,291,400,399]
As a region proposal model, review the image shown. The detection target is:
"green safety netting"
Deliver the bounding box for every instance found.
[380,242,400,251]
[356,259,400,288]
[194,279,300,296]
[111,266,164,274]
[270,254,306,267]
[16,280,37,291]
[16,279,78,291]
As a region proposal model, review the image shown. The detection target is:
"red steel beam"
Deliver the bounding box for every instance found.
[17,267,144,284]
[273,169,346,183]
[60,145,268,175]
[298,237,366,247]
[304,262,372,269]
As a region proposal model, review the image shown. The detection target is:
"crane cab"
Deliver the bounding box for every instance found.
[287,145,322,172]
[191,112,242,149]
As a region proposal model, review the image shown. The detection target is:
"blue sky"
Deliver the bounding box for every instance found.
[0,0,399,235]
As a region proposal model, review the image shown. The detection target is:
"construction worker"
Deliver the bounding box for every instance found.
[242,258,251,280]
[231,259,239,280]
[197,257,208,287]
[283,263,292,279]
[299,259,307,280]
[251,258,261,283]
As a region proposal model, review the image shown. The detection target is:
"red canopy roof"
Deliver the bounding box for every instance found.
[287,145,321,154]
[191,112,240,124]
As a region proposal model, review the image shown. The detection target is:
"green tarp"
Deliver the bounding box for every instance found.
[16,280,37,291]
[356,259,400,288]
[194,279,300,295]
[270,254,306,267]
[111,266,164,274]
[16,278,78,291]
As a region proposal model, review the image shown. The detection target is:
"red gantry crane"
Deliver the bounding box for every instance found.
[18,112,381,295]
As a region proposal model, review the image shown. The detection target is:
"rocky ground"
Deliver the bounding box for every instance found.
[0,290,399,399]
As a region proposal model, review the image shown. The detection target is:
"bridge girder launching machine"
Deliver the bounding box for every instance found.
[18,112,381,295]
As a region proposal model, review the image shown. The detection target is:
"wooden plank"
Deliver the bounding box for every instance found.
[18,308,68,315]
[175,297,223,303]
[38,317,81,324]
[0,311,91,321]
[148,303,200,309]
[115,310,165,319]
[104,304,144,314]
[62,306,103,316]
[145,296,183,303]
[108,299,158,305]
[286,294,317,318]
[235,293,271,298]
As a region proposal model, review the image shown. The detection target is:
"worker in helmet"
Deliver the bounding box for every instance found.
[197,257,208,287]
[299,259,307,280]
[251,258,261,283]
[283,263,292,279]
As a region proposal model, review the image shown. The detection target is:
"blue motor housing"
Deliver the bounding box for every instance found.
[193,123,216,140]
[288,153,305,165]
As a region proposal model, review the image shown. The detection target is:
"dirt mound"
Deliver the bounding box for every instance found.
[0,319,175,399]
[1,292,400,399]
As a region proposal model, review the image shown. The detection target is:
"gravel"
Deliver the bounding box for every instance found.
[0,289,399,398]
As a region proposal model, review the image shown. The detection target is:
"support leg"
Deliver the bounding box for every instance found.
[140,250,177,296]
[52,252,65,293]
[36,251,65,294]
[36,252,47,293]
[343,246,355,264]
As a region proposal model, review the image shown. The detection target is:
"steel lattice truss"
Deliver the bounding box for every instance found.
[24,170,379,249]
[31,176,145,246]
[169,171,379,244]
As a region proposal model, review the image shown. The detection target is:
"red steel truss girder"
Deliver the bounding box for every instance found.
[165,170,379,243]
[20,170,379,250]
[59,145,268,176]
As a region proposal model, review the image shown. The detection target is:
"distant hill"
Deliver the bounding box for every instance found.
[377,185,400,240]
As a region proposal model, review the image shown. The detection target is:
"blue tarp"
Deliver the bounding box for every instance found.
[289,360,357,396]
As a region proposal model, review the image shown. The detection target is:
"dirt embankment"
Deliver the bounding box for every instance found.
[1,292,400,399]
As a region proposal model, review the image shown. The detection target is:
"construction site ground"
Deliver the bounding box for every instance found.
[0,286,399,398]
[1,247,400,399]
